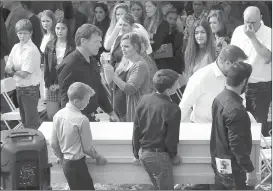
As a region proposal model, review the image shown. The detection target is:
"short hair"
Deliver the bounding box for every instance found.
[67,82,95,101]
[121,13,135,26]
[226,62,252,87]
[218,45,248,63]
[121,32,142,53]
[153,69,179,93]
[75,24,102,46]
[15,19,33,33]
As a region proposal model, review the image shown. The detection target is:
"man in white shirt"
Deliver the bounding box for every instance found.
[231,6,272,136]
[179,45,247,123]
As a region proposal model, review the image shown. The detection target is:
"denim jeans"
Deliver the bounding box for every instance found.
[245,81,272,136]
[139,149,174,190]
[211,169,254,190]
[16,85,41,129]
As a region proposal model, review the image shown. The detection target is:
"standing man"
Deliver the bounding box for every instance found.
[210,62,256,190]
[231,6,272,136]
[57,24,119,122]
[179,45,247,123]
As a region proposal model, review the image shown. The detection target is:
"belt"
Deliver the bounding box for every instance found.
[142,148,166,153]
[16,85,39,90]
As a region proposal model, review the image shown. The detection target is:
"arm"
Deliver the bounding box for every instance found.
[5,46,15,74]
[132,98,142,159]
[49,118,64,160]
[250,35,271,64]
[226,109,254,173]
[104,25,121,51]
[179,73,203,122]
[112,61,148,95]
[165,108,182,158]
[152,20,170,51]
[80,118,101,159]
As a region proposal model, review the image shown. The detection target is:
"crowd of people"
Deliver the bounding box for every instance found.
[0,1,272,190]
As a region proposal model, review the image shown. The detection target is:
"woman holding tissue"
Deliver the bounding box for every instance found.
[104,32,150,122]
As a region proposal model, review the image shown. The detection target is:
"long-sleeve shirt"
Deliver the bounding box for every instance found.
[50,102,100,160]
[210,88,254,173]
[57,49,113,117]
[132,93,181,159]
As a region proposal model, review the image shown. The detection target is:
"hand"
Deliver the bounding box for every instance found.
[246,170,257,186]
[133,158,141,166]
[95,155,108,165]
[109,112,120,122]
[49,85,56,92]
[56,158,63,165]
[171,155,183,165]
[244,24,256,39]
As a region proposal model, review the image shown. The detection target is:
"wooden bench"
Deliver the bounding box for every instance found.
[38,122,261,185]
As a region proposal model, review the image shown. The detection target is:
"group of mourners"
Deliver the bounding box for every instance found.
[0,1,272,190]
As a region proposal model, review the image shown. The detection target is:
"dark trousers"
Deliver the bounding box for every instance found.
[246,81,272,136]
[16,85,41,129]
[211,170,254,190]
[139,149,174,190]
[62,157,95,190]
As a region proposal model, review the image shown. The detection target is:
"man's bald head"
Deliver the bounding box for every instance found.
[243,6,262,32]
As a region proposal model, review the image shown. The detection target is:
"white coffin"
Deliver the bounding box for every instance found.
[38,122,261,184]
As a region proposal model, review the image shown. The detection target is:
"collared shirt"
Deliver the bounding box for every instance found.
[230,22,272,83]
[184,11,208,40]
[210,88,254,173]
[57,49,113,117]
[132,93,181,159]
[179,62,226,123]
[6,39,41,87]
[50,102,99,160]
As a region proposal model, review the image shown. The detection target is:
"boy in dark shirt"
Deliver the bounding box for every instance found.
[132,69,182,190]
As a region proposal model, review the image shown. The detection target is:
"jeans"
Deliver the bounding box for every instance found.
[16,85,41,129]
[139,148,174,190]
[62,157,95,190]
[246,81,272,136]
[211,170,254,190]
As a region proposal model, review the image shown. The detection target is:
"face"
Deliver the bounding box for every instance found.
[41,15,53,31]
[244,13,261,32]
[55,23,68,39]
[130,4,143,20]
[120,39,137,59]
[75,94,91,110]
[116,8,127,21]
[192,1,204,14]
[168,80,179,95]
[17,30,32,44]
[209,16,222,33]
[195,26,207,45]
[72,1,80,11]
[82,33,102,56]
[120,19,132,34]
[145,1,157,18]
[166,13,178,28]
[95,7,106,22]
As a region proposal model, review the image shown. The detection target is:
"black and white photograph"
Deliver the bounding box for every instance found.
[0,0,272,190]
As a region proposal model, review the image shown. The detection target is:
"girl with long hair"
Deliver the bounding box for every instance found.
[104,3,129,51]
[44,18,74,120]
[129,1,145,25]
[184,18,216,82]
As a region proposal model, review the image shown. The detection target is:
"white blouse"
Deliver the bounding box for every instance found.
[40,34,51,53]
[56,45,66,65]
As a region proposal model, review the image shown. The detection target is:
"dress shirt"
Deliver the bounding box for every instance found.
[6,39,41,87]
[210,88,254,173]
[50,102,100,160]
[179,62,226,123]
[231,22,272,83]
[133,93,181,159]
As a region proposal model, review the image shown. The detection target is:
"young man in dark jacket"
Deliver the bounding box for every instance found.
[132,69,182,190]
[210,62,257,190]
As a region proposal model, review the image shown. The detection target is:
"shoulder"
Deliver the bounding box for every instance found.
[233,25,244,35]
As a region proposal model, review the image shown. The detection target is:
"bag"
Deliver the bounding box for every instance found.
[153,43,173,59]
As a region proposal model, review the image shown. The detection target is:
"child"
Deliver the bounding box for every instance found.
[49,82,107,190]
[132,69,183,190]
[5,19,42,129]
